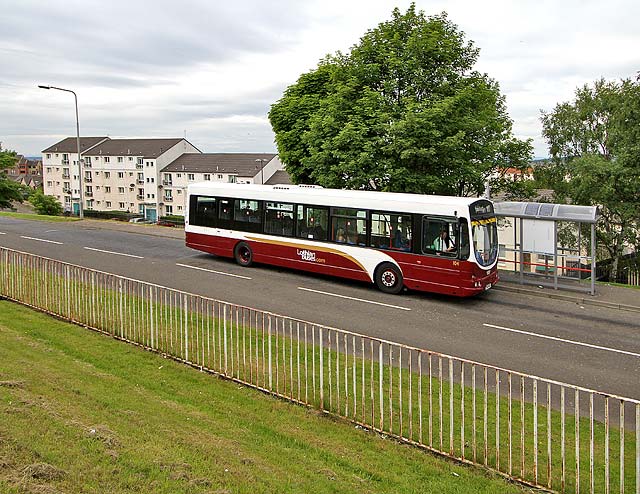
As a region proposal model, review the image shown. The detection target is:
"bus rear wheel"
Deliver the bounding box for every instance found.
[234,242,253,267]
[374,262,403,294]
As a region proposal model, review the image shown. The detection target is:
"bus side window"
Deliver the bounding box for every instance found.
[331,208,367,246]
[422,217,457,256]
[219,199,233,221]
[233,199,263,233]
[190,195,217,228]
[264,202,294,236]
[296,206,328,241]
[370,212,411,251]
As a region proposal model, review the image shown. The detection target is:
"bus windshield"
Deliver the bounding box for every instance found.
[471,217,498,267]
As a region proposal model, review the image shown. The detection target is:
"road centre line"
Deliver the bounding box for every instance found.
[84,247,144,259]
[20,235,63,245]
[0,232,6,235]
[176,263,252,280]
[297,286,412,311]
[483,323,640,358]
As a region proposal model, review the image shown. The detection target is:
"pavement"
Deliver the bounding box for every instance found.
[495,271,640,312]
[43,217,640,313]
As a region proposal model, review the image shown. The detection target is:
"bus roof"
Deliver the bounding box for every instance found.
[188,182,489,217]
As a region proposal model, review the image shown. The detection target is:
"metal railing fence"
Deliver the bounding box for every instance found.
[1,246,638,493]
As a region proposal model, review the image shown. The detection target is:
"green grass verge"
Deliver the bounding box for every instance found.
[5,256,640,491]
[2,258,637,493]
[0,301,529,494]
[0,211,80,222]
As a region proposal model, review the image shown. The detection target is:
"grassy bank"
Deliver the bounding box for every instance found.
[0,211,80,222]
[0,301,528,494]
[1,255,636,492]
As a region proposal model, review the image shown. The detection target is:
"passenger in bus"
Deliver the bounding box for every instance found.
[432,229,456,253]
[392,229,409,250]
[393,229,403,248]
[336,227,346,243]
[282,215,294,235]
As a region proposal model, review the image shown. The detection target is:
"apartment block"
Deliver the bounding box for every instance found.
[81,138,200,220]
[43,137,199,219]
[42,137,110,214]
[42,138,289,220]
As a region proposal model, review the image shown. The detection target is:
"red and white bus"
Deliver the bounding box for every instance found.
[185,183,499,296]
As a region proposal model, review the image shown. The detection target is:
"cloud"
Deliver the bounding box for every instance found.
[1,0,311,92]
[1,0,639,159]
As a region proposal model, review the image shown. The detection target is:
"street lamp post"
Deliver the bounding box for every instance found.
[255,158,268,185]
[38,85,84,219]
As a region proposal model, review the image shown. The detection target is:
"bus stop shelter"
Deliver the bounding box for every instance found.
[493,202,600,295]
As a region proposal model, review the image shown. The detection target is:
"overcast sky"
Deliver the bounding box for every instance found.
[1,0,638,158]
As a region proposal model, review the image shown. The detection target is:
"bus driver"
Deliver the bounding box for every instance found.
[432,229,456,253]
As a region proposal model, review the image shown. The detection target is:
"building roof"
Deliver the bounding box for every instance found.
[23,174,43,187]
[264,170,292,185]
[84,138,187,158]
[42,137,108,154]
[162,153,277,177]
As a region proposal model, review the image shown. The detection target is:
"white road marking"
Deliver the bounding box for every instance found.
[176,263,252,280]
[0,232,6,235]
[20,235,63,245]
[84,247,144,259]
[297,286,412,311]
[483,323,640,358]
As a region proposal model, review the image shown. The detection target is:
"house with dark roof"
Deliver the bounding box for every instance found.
[5,154,43,176]
[264,170,292,186]
[7,173,43,190]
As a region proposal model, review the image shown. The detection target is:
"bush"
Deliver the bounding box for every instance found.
[83,210,140,222]
[29,191,63,216]
[158,215,184,226]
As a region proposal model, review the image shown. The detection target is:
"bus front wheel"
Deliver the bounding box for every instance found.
[234,242,253,267]
[374,263,403,294]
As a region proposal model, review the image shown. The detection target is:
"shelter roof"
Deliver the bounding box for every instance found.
[494,201,599,223]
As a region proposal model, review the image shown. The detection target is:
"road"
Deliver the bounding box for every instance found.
[1,216,639,400]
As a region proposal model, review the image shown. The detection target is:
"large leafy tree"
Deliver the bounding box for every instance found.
[0,146,24,209]
[541,78,640,280]
[269,4,532,196]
